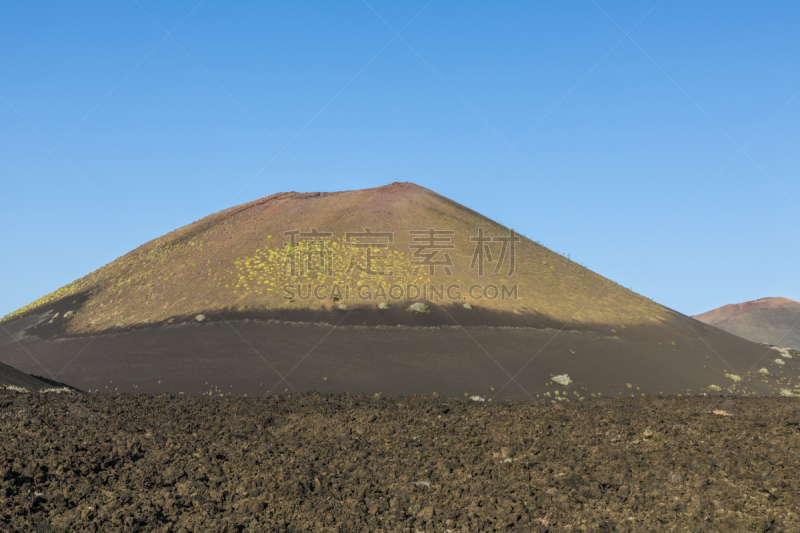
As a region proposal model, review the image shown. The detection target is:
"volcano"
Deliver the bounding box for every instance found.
[1,183,796,399]
[694,297,800,352]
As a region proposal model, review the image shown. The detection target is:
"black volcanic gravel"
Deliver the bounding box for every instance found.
[1,391,799,532]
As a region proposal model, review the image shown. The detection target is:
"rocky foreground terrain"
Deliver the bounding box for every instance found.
[1,391,798,532]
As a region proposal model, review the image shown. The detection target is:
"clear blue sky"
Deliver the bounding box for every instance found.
[1,0,798,318]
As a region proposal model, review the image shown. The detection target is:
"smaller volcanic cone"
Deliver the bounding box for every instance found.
[694,297,800,351]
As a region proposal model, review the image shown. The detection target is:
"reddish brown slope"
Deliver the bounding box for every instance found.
[3,182,662,334]
[693,297,800,324]
[694,297,800,351]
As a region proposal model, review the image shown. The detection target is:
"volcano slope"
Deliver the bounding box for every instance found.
[694,298,800,352]
[0,361,51,393]
[1,183,796,399]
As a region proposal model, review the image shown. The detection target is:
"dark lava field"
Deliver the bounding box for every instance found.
[1,390,798,533]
